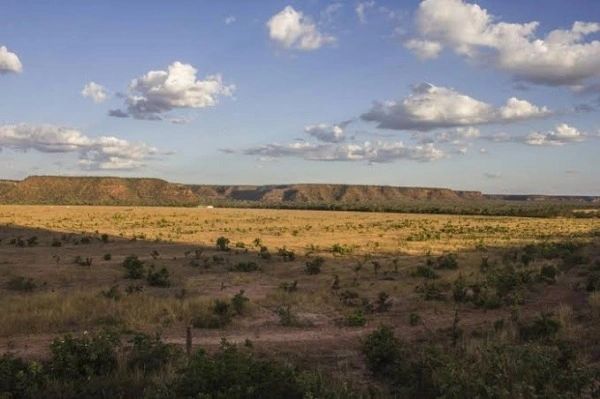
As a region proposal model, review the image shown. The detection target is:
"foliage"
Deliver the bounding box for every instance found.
[413,265,438,279]
[216,236,230,251]
[127,333,181,372]
[146,266,171,287]
[48,331,120,380]
[170,340,305,399]
[122,254,145,279]
[276,305,297,327]
[6,276,37,292]
[231,290,249,315]
[279,280,298,292]
[277,246,295,261]
[234,261,259,272]
[346,309,367,327]
[305,256,324,275]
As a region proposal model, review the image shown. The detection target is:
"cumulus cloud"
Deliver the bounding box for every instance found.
[361,83,549,131]
[488,123,586,146]
[304,121,351,143]
[407,0,600,86]
[0,124,164,170]
[435,127,479,143]
[224,16,236,25]
[81,82,108,103]
[267,6,336,51]
[0,46,23,74]
[110,61,234,121]
[404,39,443,60]
[240,140,444,163]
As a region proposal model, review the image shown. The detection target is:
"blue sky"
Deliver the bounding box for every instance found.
[1,0,599,195]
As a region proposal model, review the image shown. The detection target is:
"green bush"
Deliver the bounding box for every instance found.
[231,290,249,315]
[170,340,305,399]
[234,261,259,272]
[123,255,145,279]
[413,265,438,279]
[305,256,324,275]
[216,236,230,251]
[415,282,446,301]
[436,253,458,270]
[539,265,558,284]
[361,325,411,384]
[6,276,37,292]
[258,245,271,259]
[48,331,120,380]
[127,333,181,372]
[519,313,561,342]
[276,305,297,327]
[346,309,367,327]
[146,266,171,287]
[277,247,295,261]
[103,253,112,261]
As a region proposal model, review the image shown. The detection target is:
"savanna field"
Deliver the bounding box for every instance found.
[0,205,599,397]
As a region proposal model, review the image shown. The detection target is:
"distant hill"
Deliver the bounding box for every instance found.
[0,176,598,216]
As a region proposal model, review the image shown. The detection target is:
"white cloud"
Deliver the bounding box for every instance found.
[408,0,600,86]
[0,124,164,170]
[0,46,23,74]
[488,123,586,146]
[81,82,108,103]
[404,39,443,60]
[361,83,549,131]
[266,6,336,51]
[356,1,375,23]
[435,127,479,143]
[241,140,444,163]
[224,16,236,25]
[110,61,234,121]
[484,172,501,179]
[304,121,351,143]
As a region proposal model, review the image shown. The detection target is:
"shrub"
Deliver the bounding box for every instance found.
[51,238,62,247]
[0,353,42,397]
[123,255,145,279]
[416,282,446,301]
[276,305,297,327]
[234,261,259,272]
[100,234,109,243]
[101,285,121,301]
[586,272,600,292]
[191,300,233,329]
[331,243,353,256]
[519,313,561,342]
[146,266,171,287]
[258,246,271,259]
[346,309,367,327]
[48,331,120,380]
[231,290,249,315]
[361,325,404,379]
[305,256,324,275]
[539,265,558,284]
[6,276,36,292]
[216,236,230,251]
[127,333,180,372]
[452,275,468,302]
[409,313,421,326]
[277,247,296,261]
[170,340,304,399]
[103,253,112,261]
[436,253,458,270]
[413,266,438,279]
[339,290,360,306]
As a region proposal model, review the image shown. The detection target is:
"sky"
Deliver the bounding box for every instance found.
[1,0,599,195]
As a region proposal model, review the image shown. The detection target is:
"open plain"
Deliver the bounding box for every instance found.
[0,205,599,396]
